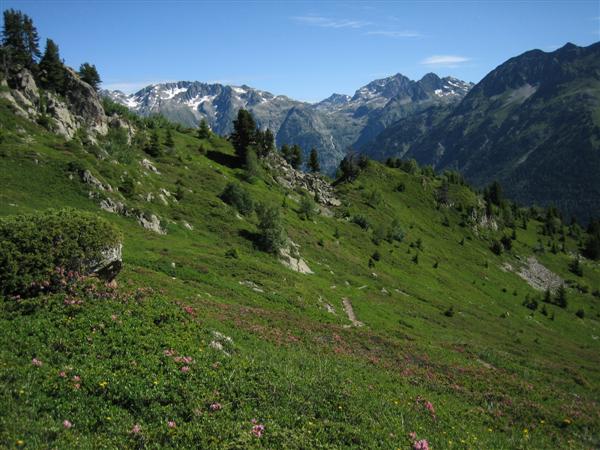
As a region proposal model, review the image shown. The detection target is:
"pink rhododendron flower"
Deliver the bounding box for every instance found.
[72,375,81,382]
[209,402,222,412]
[111,314,118,321]
[409,431,417,440]
[167,420,176,429]
[180,366,190,373]
[63,420,72,429]
[413,439,429,450]
[424,401,436,417]
[131,424,141,434]
[58,371,66,378]
[163,349,176,357]
[31,358,42,367]
[74,383,80,390]
[251,424,265,437]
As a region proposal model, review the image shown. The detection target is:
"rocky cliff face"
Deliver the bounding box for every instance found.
[1,67,108,142]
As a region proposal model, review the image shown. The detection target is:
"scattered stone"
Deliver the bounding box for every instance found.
[182,221,194,230]
[81,169,112,192]
[279,241,313,274]
[517,256,563,292]
[140,158,160,174]
[137,213,166,235]
[239,280,264,293]
[264,153,340,207]
[342,298,364,327]
[99,198,126,214]
[381,287,390,295]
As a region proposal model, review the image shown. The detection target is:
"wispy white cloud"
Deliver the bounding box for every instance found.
[366,30,422,38]
[420,55,470,67]
[292,15,371,29]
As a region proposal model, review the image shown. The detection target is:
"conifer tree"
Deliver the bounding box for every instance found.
[197,119,210,139]
[2,9,27,67]
[257,128,275,157]
[290,144,302,169]
[280,144,292,164]
[555,285,568,308]
[39,39,65,92]
[308,148,320,173]
[231,109,257,160]
[145,129,162,157]
[78,63,101,90]
[22,15,40,68]
[165,128,174,148]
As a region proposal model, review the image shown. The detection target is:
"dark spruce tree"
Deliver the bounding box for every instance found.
[308,148,320,173]
[38,38,65,92]
[256,129,275,157]
[2,9,40,72]
[145,129,162,157]
[78,63,101,90]
[197,119,211,139]
[231,109,257,160]
[165,128,175,148]
[280,144,292,164]
[290,144,303,170]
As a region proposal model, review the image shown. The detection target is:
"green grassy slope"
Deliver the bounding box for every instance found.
[1,98,599,449]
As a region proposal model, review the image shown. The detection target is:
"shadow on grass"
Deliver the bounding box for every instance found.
[206,150,242,169]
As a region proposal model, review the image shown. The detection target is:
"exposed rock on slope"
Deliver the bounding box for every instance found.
[2,67,108,142]
[264,153,341,207]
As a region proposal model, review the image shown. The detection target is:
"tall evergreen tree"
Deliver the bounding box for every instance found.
[2,9,26,67]
[308,148,320,173]
[257,128,275,157]
[280,144,292,164]
[197,119,210,139]
[231,109,257,160]
[290,144,302,169]
[22,15,40,68]
[78,63,101,90]
[165,128,174,148]
[145,129,162,157]
[555,285,568,308]
[39,39,65,92]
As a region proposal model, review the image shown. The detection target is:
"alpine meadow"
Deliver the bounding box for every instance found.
[0,3,599,450]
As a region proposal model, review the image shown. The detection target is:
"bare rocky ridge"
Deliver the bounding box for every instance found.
[2,68,108,142]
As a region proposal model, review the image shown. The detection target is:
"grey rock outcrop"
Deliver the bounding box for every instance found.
[264,153,341,207]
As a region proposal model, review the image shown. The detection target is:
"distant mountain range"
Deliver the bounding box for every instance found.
[368,42,600,222]
[102,73,472,173]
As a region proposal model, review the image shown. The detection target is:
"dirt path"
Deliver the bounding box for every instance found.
[342,298,364,327]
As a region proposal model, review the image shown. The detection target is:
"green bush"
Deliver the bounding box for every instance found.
[352,215,370,230]
[256,203,286,254]
[0,209,121,297]
[220,182,253,215]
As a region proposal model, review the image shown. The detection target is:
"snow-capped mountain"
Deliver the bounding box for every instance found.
[102,73,472,173]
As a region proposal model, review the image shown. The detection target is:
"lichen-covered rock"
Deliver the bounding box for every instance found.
[137,213,166,235]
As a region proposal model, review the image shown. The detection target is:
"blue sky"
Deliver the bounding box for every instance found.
[3,0,599,102]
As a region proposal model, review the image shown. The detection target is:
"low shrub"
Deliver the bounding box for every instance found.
[220,182,253,215]
[0,209,121,298]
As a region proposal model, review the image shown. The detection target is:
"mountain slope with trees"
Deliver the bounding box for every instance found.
[1,11,600,450]
[366,42,600,222]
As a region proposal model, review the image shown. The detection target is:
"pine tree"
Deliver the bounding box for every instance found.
[78,63,101,90]
[39,39,65,92]
[2,9,27,67]
[22,15,40,68]
[231,109,257,160]
[197,119,210,139]
[555,285,567,308]
[308,148,320,173]
[256,128,275,157]
[290,144,302,169]
[145,129,162,157]
[280,144,292,164]
[165,128,174,148]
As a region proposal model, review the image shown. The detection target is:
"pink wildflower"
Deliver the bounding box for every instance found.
[180,366,190,373]
[167,420,176,429]
[111,314,118,321]
[209,402,222,412]
[63,420,72,429]
[251,418,258,424]
[424,401,436,417]
[31,358,43,367]
[163,349,176,357]
[131,424,141,434]
[58,371,66,378]
[182,356,193,364]
[413,439,429,450]
[72,375,81,382]
[409,431,417,440]
[74,383,80,390]
[251,424,265,438]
